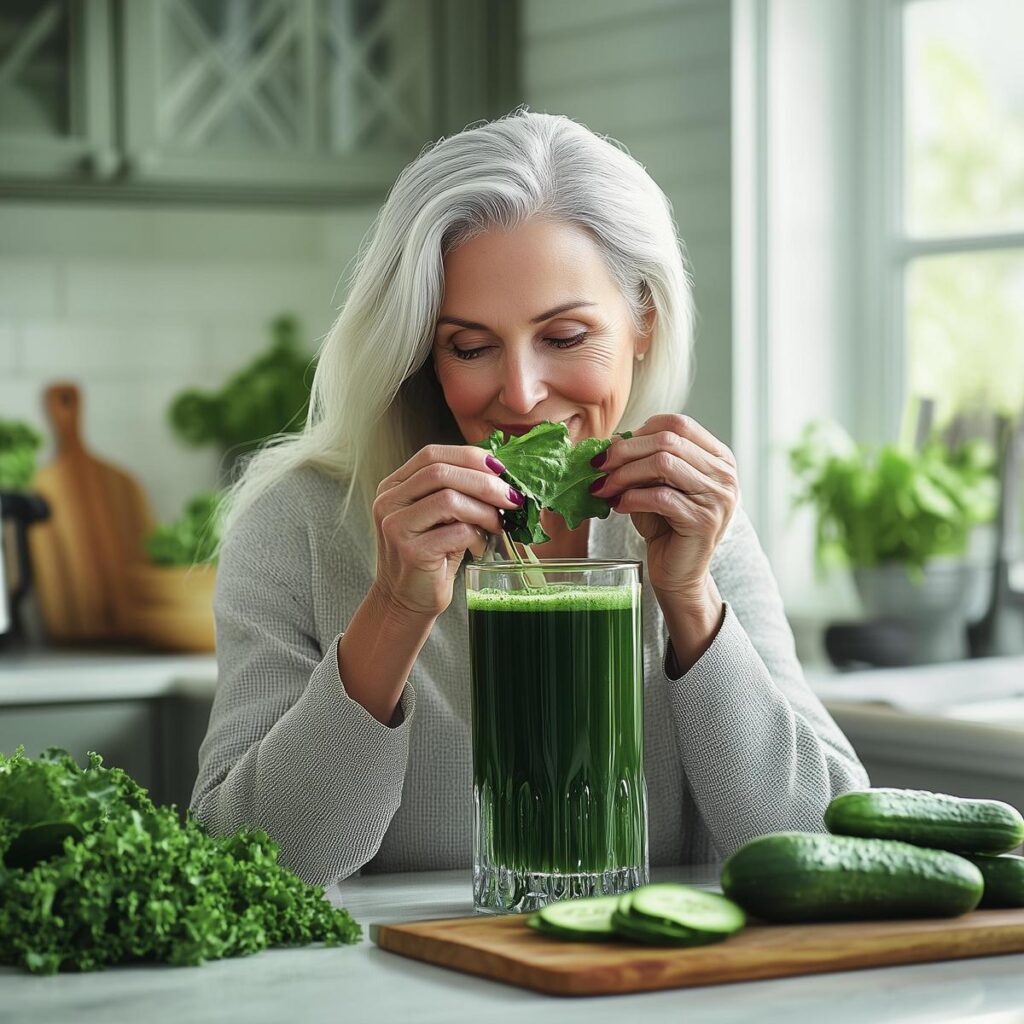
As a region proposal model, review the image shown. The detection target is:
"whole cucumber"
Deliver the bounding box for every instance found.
[825,789,1024,854]
[963,854,1024,908]
[720,831,983,923]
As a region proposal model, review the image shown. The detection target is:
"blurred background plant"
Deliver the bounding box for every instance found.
[0,420,43,491]
[143,491,223,568]
[168,314,315,460]
[789,419,999,573]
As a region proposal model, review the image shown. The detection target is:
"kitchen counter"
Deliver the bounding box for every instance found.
[3,865,1023,1024]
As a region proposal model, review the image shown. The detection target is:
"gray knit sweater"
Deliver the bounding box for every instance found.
[191,465,869,886]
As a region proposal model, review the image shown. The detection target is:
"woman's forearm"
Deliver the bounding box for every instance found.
[337,583,437,725]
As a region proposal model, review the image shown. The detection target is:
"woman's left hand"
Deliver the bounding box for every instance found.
[590,413,740,603]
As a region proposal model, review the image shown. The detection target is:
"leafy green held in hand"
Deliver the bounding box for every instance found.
[475,421,632,544]
[0,748,361,975]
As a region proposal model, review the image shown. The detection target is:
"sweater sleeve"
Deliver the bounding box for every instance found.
[660,506,870,860]
[190,480,417,887]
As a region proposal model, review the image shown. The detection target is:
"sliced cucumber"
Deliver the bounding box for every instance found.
[611,894,724,947]
[629,883,746,937]
[527,894,621,941]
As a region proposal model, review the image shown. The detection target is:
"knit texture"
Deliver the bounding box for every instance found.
[192,465,870,886]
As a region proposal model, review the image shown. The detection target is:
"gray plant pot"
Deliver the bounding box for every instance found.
[852,541,994,664]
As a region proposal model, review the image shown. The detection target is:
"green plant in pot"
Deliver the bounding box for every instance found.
[129,491,224,653]
[168,314,314,483]
[0,419,43,491]
[788,419,999,663]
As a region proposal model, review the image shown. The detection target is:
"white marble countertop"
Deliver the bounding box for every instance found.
[3,865,1023,1024]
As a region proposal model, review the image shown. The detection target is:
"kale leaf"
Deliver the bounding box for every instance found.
[0,748,361,975]
[475,421,631,543]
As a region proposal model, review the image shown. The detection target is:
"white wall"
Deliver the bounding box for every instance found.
[0,202,377,520]
[521,0,734,445]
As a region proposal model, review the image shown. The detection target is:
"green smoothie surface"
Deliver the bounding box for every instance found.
[467,583,637,613]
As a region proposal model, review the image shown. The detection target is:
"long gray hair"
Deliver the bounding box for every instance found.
[219,107,695,564]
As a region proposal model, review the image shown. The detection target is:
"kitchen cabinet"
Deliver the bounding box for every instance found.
[0,0,117,181]
[0,0,517,200]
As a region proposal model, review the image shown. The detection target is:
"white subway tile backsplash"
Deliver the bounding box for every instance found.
[21,320,205,375]
[0,322,16,372]
[64,261,337,320]
[0,261,61,316]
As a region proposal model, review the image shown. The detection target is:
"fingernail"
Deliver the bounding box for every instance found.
[608,494,622,509]
[508,487,525,506]
[486,455,505,474]
[589,476,606,493]
[590,451,607,468]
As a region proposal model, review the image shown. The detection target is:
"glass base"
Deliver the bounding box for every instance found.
[473,862,648,914]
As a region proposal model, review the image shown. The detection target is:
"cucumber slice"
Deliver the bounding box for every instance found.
[629,884,746,936]
[528,894,621,941]
[611,894,726,947]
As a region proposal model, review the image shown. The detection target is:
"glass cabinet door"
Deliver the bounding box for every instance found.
[121,0,437,196]
[0,0,117,181]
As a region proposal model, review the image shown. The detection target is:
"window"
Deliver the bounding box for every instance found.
[899,0,1024,428]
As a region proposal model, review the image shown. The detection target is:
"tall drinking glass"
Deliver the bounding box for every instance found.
[465,559,649,914]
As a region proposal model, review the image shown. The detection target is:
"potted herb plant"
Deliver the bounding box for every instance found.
[126,491,222,653]
[167,314,314,485]
[788,420,999,663]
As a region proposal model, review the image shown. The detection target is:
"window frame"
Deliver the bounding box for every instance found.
[861,0,1024,447]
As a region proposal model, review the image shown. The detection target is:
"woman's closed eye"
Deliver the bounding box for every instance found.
[451,330,588,361]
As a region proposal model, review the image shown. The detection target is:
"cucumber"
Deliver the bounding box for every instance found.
[720,831,984,922]
[629,883,746,937]
[825,788,1024,854]
[526,894,620,941]
[611,893,725,947]
[525,885,745,947]
[963,854,1024,908]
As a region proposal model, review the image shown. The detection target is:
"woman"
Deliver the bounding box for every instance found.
[192,109,869,887]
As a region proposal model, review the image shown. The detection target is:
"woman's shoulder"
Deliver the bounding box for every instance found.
[221,464,359,564]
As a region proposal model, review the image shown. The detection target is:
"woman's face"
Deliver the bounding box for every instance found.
[432,218,652,446]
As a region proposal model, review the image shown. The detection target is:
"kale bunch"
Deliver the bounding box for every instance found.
[475,421,632,544]
[0,748,360,975]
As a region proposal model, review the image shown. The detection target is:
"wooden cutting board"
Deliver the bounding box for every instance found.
[28,383,155,642]
[371,907,1024,996]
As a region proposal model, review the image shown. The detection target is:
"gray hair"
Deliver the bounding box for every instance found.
[219,107,695,564]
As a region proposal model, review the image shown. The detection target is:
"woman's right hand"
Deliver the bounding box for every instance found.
[371,444,525,619]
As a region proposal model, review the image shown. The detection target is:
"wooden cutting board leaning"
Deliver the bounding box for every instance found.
[371,907,1024,997]
[28,383,155,642]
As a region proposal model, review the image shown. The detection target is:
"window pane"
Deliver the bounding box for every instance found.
[904,0,1024,235]
[906,250,1024,424]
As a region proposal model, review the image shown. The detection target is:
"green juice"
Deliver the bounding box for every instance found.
[468,582,648,905]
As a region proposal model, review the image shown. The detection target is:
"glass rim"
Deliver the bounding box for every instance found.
[469,558,642,574]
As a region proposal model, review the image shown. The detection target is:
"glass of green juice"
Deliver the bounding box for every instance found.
[465,559,649,914]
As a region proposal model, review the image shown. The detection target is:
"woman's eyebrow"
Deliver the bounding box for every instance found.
[436,300,596,331]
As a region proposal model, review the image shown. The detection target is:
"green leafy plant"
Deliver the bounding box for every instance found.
[169,314,314,452]
[0,748,360,975]
[144,491,222,567]
[0,419,43,490]
[789,420,998,572]
[475,421,632,544]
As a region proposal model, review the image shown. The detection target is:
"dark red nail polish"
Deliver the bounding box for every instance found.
[486,455,505,474]
[590,451,607,468]
[608,494,622,509]
[509,487,525,506]
[589,476,606,493]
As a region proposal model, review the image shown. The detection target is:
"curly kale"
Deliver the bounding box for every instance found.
[0,749,360,975]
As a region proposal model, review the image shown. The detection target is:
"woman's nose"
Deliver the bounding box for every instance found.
[499,352,548,412]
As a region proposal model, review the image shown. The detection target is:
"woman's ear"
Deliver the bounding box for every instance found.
[637,306,656,358]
